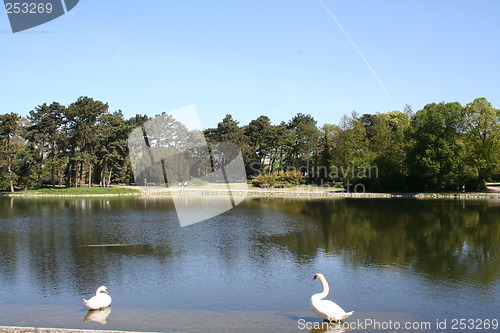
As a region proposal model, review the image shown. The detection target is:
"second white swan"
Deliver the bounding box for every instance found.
[311,273,353,322]
[83,286,112,310]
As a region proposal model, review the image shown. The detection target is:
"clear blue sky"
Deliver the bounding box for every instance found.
[1,0,499,129]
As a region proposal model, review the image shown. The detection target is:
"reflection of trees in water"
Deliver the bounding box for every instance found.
[260,198,500,285]
[0,197,498,296]
[0,197,175,295]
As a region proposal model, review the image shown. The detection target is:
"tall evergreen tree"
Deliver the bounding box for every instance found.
[26,102,65,187]
[96,110,133,186]
[245,116,275,174]
[287,113,320,173]
[0,113,22,192]
[65,96,109,187]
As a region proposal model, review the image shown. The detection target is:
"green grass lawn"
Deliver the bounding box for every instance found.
[7,187,140,195]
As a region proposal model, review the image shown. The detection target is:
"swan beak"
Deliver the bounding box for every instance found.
[312,277,317,280]
[104,289,109,294]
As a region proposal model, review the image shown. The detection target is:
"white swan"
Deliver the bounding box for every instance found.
[83,286,112,310]
[311,273,353,322]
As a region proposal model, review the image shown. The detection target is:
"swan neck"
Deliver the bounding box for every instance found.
[318,275,329,299]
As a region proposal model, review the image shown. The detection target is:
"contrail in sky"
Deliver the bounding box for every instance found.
[318,0,393,104]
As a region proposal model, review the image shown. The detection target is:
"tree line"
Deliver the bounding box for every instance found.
[1,96,499,192]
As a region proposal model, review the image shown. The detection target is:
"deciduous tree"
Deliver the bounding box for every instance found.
[408,102,464,191]
[462,97,500,184]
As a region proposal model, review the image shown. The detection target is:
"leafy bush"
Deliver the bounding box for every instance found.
[279,170,307,185]
[252,174,276,187]
[252,171,306,187]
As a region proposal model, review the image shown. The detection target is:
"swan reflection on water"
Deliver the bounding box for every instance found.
[310,321,346,333]
[84,306,112,324]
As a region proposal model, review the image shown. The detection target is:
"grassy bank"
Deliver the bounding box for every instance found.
[0,327,141,333]
[2,187,140,196]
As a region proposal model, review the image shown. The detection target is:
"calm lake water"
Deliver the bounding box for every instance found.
[0,196,499,332]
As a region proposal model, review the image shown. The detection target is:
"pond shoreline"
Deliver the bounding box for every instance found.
[0,327,145,333]
[2,185,500,200]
